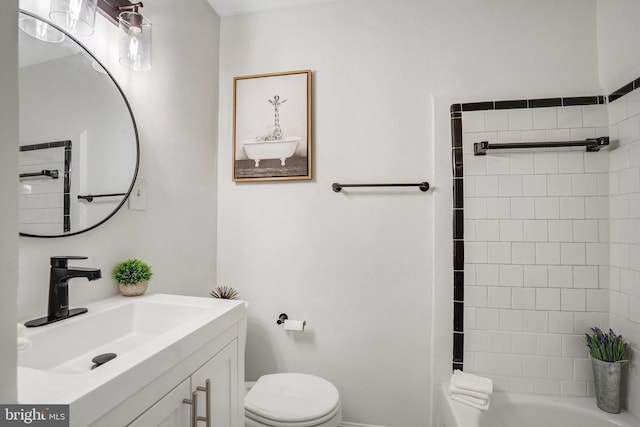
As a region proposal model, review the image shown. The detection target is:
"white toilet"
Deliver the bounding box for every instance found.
[244,373,342,427]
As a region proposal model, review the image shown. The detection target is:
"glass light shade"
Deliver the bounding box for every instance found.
[49,0,97,36]
[118,12,152,72]
[18,16,65,43]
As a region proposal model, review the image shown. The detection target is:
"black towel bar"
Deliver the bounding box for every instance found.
[332,182,430,193]
[474,137,609,155]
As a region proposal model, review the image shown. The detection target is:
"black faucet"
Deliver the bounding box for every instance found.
[25,256,102,328]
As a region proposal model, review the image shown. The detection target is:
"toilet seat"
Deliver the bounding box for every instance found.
[245,373,341,427]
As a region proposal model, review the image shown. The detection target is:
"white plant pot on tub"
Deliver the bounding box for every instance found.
[242,137,300,167]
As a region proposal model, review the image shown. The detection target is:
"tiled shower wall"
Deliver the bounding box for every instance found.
[462,105,611,396]
[608,88,640,416]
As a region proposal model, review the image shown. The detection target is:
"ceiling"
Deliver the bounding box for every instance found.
[206,0,340,16]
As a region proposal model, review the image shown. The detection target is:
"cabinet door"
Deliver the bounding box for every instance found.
[191,340,239,427]
[128,378,191,427]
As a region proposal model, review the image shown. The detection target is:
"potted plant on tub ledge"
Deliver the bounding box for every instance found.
[113,259,153,297]
[584,327,629,414]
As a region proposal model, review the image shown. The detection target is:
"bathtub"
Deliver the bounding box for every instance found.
[242,137,300,167]
[436,382,640,427]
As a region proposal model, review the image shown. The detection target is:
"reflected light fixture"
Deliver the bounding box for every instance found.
[19,15,66,43]
[49,0,98,36]
[97,0,152,71]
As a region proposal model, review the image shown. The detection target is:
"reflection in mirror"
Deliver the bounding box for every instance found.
[18,10,138,237]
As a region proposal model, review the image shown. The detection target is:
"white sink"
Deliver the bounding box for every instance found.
[18,293,245,422]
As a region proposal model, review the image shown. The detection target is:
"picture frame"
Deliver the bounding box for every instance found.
[233,70,312,182]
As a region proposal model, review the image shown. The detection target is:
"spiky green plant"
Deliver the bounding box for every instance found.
[584,327,628,362]
[112,259,153,285]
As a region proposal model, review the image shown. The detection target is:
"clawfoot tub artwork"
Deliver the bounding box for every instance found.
[233,70,312,182]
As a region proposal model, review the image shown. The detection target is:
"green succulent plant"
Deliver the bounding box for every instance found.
[112,259,153,286]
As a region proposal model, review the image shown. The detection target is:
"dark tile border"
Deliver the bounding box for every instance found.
[20,140,72,233]
[449,77,639,372]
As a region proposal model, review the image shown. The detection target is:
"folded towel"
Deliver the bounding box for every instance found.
[450,393,490,411]
[450,369,493,396]
[449,382,491,400]
[17,336,32,353]
[17,323,26,336]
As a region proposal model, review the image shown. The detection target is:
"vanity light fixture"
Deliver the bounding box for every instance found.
[97,0,152,71]
[49,0,98,36]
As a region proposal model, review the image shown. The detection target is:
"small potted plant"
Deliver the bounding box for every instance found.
[584,327,629,413]
[112,259,153,297]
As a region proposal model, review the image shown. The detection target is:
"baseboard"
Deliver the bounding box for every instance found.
[340,422,389,427]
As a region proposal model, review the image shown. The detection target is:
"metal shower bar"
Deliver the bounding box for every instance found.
[19,169,59,179]
[77,193,126,202]
[332,182,430,193]
[474,136,609,155]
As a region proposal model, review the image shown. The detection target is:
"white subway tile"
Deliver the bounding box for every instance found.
[534,152,559,174]
[510,153,535,174]
[512,242,536,264]
[465,264,477,285]
[465,242,489,263]
[498,354,524,377]
[572,220,599,242]
[536,379,561,395]
[497,131,522,142]
[598,266,610,289]
[465,307,477,329]
[511,378,536,394]
[573,357,593,381]
[524,265,548,287]
[464,176,477,197]
[521,130,547,143]
[548,357,573,380]
[630,297,640,324]
[500,220,524,241]
[523,356,548,378]
[500,264,523,287]
[597,219,609,243]
[486,110,509,131]
[557,106,583,129]
[537,333,563,356]
[582,105,608,127]
[559,197,585,219]
[561,289,586,311]
[559,152,585,174]
[523,310,548,332]
[585,243,608,267]
[536,243,561,265]
[486,197,511,219]
[609,290,629,319]
[570,127,596,141]
[465,285,488,308]
[463,111,486,132]
[500,309,524,332]
[573,312,604,336]
[488,287,511,309]
[532,107,557,130]
[464,153,488,176]
[585,197,609,219]
[561,381,587,397]
[486,154,511,175]
[509,109,533,131]
[548,220,573,242]
[476,219,500,241]
[488,331,512,353]
[535,197,560,219]
[474,352,499,374]
[511,198,535,219]
[619,167,640,194]
[562,335,587,358]
[618,116,640,145]
[536,288,561,310]
[464,220,477,242]
[561,243,586,265]
[499,175,523,197]
[546,129,572,142]
[524,220,548,242]
[476,308,500,330]
[548,266,573,288]
[466,198,488,219]
[548,311,574,333]
[547,175,572,196]
[476,264,500,286]
[512,288,536,310]
[586,289,609,312]
[572,174,598,196]
[573,266,599,288]
[523,175,547,196]
[475,175,499,197]
[585,151,609,173]
[466,330,489,352]
[488,242,512,264]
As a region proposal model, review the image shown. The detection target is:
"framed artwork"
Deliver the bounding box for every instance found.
[233,70,312,182]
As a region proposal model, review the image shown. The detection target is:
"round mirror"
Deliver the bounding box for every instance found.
[18,10,139,237]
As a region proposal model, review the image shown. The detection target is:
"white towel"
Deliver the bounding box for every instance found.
[17,323,32,353]
[450,370,493,396]
[450,393,491,411]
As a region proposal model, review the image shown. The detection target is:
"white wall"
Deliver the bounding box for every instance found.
[0,0,19,404]
[218,1,601,425]
[18,0,221,321]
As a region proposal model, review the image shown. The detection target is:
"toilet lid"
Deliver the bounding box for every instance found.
[245,373,340,423]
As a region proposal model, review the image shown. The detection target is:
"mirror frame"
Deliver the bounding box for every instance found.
[19,9,140,238]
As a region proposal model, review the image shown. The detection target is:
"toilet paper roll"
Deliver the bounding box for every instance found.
[284,320,306,331]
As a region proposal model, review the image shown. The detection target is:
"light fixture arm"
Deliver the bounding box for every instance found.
[97,0,145,26]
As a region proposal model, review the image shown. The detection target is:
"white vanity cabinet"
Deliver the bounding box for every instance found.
[128,340,238,427]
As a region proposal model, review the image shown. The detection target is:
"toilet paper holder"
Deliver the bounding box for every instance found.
[276,313,288,325]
